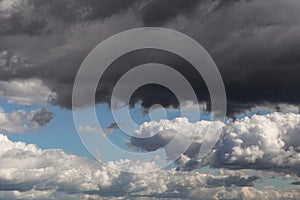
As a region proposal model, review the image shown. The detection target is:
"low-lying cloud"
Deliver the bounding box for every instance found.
[0,133,299,199]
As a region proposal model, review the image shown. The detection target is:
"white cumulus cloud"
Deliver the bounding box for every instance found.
[130,113,300,175]
[0,79,56,106]
[1,132,299,199]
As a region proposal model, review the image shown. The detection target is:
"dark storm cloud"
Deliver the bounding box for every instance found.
[1,0,300,115]
[139,0,244,26]
[0,0,139,36]
[140,0,200,26]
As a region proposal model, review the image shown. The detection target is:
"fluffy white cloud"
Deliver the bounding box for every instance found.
[212,113,300,173]
[1,133,299,199]
[130,113,300,175]
[131,117,224,160]
[0,107,53,133]
[0,79,56,106]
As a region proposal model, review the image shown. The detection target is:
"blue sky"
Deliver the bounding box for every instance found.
[6,100,211,160]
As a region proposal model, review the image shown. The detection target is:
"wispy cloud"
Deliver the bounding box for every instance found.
[79,122,117,135]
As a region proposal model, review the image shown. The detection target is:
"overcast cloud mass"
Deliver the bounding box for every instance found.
[0,0,300,114]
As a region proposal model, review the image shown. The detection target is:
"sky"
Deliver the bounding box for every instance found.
[1,0,300,199]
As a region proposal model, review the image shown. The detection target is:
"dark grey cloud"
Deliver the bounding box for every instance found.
[107,122,118,129]
[291,181,300,185]
[30,107,54,126]
[1,0,300,115]
[140,0,200,26]
[139,0,246,26]
[0,0,139,36]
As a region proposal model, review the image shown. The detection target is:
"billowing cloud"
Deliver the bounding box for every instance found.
[0,107,53,133]
[0,79,56,106]
[130,112,300,175]
[131,117,224,159]
[0,0,300,113]
[0,133,300,200]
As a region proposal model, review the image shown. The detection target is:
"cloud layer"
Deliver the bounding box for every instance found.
[0,133,300,199]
